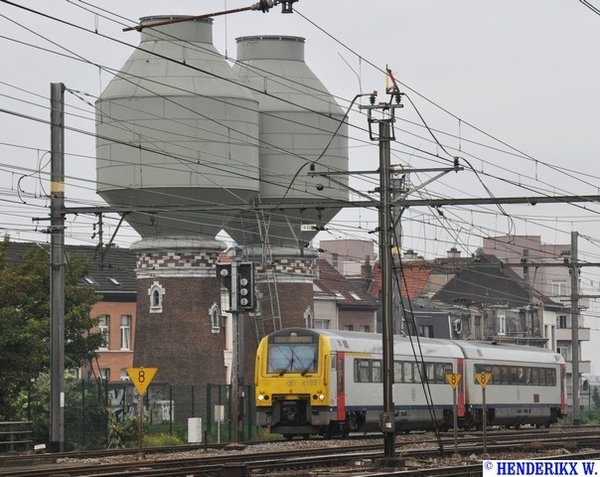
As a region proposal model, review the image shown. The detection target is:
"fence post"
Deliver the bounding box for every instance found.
[227,384,232,442]
[81,379,85,448]
[169,385,173,436]
[246,384,253,440]
[191,385,195,417]
[206,383,212,435]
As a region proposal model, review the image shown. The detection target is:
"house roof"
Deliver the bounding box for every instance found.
[5,242,137,296]
[315,259,378,309]
[432,253,560,309]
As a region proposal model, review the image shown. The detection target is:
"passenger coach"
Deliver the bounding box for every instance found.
[254,328,566,439]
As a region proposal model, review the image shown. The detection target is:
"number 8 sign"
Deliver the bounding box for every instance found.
[475,372,492,389]
[126,367,158,395]
[445,373,462,390]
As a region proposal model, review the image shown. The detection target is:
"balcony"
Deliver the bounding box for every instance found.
[565,360,591,375]
[556,326,590,342]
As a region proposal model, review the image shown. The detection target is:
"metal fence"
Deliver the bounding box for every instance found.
[0,421,33,452]
[23,381,255,451]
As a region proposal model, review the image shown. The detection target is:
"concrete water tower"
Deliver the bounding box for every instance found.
[232,35,348,255]
[96,17,260,243]
[95,17,260,409]
[232,35,349,335]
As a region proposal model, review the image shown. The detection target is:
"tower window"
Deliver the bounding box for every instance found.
[148,281,165,313]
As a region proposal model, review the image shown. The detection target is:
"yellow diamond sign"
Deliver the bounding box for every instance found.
[475,372,492,389]
[126,367,158,395]
[445,373,462,390]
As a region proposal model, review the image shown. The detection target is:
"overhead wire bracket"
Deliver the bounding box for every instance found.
[123,0,294,32]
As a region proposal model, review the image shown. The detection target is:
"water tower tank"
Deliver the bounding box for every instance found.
[96,17,260,242]
[231,36,348,254]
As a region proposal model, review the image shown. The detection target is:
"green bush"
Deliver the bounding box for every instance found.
[143,432,184,447]
[108,412,146,448]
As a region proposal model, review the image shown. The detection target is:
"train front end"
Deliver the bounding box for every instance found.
[255,328,333,438]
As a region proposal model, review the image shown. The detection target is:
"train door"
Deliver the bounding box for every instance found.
[560,364,566,416]
[336,352,346,422]
[456,358,466,417]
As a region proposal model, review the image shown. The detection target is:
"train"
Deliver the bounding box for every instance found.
[254,328,566,438]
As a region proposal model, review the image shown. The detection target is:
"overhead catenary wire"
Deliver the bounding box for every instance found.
[0,0,596,256]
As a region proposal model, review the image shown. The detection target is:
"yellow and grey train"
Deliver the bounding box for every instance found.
[254,328,566,438]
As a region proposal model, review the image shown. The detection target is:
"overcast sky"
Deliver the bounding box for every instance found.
[1,0,600,368]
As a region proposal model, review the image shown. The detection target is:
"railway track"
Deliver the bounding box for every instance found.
[2,426,600,477]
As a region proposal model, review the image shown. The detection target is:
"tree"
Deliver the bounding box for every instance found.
[593,386,600,411]
[0,236,102,421]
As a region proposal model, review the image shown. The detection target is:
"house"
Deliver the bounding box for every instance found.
[431,252,561,346]
[4,242,137,383]
[482,235,591,413]
[76,247,137,382]
[313,258,378,331]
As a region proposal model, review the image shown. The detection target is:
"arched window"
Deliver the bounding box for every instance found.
[148,281,165,313]
[303,306,314,328]
[209,303,221,333]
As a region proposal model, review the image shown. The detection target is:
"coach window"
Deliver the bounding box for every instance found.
[372,360,382,382]
[425,363,435,382]
[403,362,413,383]
[546,369,556,386]
[530,368,540,385]
[433,363,446,383]
[356,359,370,382]
[496,366,506,384]
[491,365,501,384]
[394,361,403,383]
[414,363,423,383]
[538,369,546,386]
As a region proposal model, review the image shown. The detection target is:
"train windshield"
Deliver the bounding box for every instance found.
[267,343,317,376]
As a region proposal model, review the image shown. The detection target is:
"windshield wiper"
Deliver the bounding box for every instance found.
[301,358,315,376]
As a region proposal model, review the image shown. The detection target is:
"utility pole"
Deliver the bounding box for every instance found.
[360,84,403,460]
[356,72,463,459]
[570,231,580,425]
[49,82,66,453]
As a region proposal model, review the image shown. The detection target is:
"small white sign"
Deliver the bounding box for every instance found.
[300,224,316,231]
[214,404,225,423]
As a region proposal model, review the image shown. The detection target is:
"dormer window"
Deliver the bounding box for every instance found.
[148,281,165,313]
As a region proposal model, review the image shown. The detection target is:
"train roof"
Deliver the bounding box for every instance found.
[273,328,466,358]
[264,328,565,365]
[452,340,565,365]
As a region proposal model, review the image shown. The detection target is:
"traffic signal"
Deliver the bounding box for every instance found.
[237,262,255,310]
[216,263,232,291]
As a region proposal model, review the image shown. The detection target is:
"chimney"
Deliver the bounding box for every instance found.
[360,255,373,293]
[403,249,418,260]
[447,247,461,259]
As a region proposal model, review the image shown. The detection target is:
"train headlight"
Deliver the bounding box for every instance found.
[258,393,269,401]
[319,393,325,401]
[312,393,325,401]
